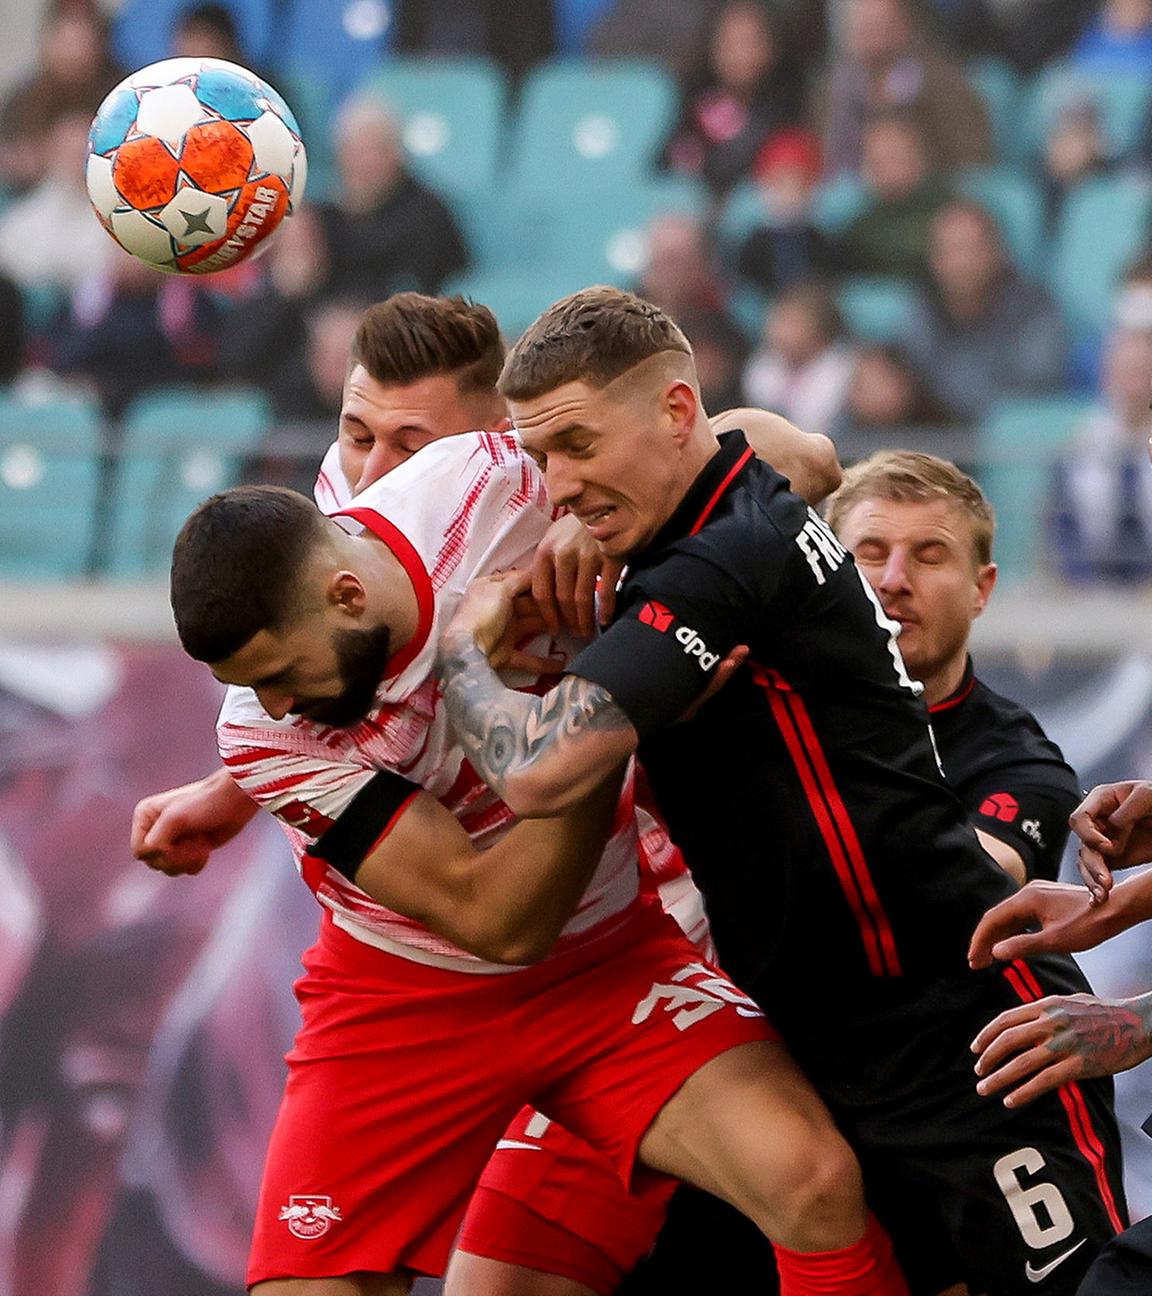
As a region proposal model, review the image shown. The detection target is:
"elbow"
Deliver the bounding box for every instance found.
[465,924,558,966]
[807,435,842,503]
[498,767,583,819]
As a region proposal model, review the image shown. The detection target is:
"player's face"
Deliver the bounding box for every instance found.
[835,497,996,680]
[211,619,393,727]
[338,365,506,494]
[510,378,693,558]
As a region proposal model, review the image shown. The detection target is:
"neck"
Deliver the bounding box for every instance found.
[921,651,968,708]
[340,530,421,660]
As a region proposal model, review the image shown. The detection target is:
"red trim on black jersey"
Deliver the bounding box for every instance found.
[928,675,976,715]
[752,664,902,978]
[1002,959,1125,1234]
[335,507,436,679]
[689,446,755,535]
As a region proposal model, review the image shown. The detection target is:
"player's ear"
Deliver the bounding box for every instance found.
[328,570,368,617]
[664,379,698,443]
[972,562,997,616]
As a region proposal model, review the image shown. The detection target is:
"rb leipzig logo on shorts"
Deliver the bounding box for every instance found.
[278,1194,343,1239]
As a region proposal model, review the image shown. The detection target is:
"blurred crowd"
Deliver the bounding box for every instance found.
[3,0,1152,582]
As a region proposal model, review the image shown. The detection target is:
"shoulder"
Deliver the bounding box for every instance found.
[951,675,1076,784]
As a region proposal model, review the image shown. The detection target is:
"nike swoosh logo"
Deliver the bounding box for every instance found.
[494,1139,543,1152]
[1025,1239,1087,1283]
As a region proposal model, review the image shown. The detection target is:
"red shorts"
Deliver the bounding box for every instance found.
[246,899,771,1286]
[458,1110,676,1296]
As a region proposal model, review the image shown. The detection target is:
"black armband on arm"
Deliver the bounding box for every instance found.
[310,771,420,883]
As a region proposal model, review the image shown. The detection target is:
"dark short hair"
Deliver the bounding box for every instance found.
[352,293,505,395]
[498,286,693,402]
[171,486,328,662]
[174,3,238,40]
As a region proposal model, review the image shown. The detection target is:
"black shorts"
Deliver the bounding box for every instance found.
[625,953,1128,1296]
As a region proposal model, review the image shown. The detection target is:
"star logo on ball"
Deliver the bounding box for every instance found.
[179,205,216,236]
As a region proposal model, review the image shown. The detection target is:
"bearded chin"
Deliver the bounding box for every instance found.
[302,623,394,727]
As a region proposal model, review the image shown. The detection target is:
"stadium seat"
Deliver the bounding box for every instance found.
[967,59,1023,164]
[0,394,104,580]
[356,58,507,196]
[508,59,678,195]
[277,0,394,96]
[274,67,337,202]
[978,396,1094,582]
[1020,62,1152,161]
[554,0,618,53]
[540,176,709,283]
[1050,175,1152,331]
[107,386,272,577]
[811,173,869,235]
[836,276,918,342]
[955,167,1045,276]
[441,269,593,341]
[716,180,768,258]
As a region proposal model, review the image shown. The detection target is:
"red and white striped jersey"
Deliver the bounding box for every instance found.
[217,432,643,972]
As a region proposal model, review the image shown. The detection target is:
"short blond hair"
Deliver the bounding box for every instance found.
[825,451,995,566]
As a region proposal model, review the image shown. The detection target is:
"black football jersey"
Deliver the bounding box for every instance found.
[930,661,1081,882]
[571,432,1017,1019]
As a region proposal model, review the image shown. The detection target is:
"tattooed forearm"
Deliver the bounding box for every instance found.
[437,631,636,810]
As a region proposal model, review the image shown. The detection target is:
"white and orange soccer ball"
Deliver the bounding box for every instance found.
[85,57,307,275]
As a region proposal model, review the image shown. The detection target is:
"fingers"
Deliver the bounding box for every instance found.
[984,1050,1082,1108]
[572,548,600,640]
[130,798,161,858]
[1070,783,1124,853]
[504,648,567,676]
[967,892,1038,968]
[531,550,563,637]
[971,1001,1044,1059]
[988,929,1055,964]
[972,1004,1084,1107]
[1076,846,1114,904]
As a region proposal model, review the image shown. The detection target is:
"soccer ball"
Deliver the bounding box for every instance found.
[85,58,307,275]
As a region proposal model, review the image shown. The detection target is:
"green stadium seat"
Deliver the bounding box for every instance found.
[441,269,593,340]
[357,58,507,196]
[967,59,1023,163]
[276,67,337,202]
[1050,176,1152,331]
[978,396,1094,582]
[509,58,678,195]
[716,180,767,257]
[107,386,272,577]
[0,393,103,580]
[541,176,709,283]
[837,276,918,342]
[955,167,1045,276]
[1021,62,1152,161]
[812,173,868,235]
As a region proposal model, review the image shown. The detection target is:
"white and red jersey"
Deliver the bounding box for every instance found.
[218,432,644,972]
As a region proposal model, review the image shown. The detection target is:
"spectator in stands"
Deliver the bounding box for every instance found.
[1041,95,1116,234]
[0,3,123,196]
[635,211,749,410]
[170,2,247,62]
[829,343,957,461]
[821,0,992,176]
[1050,329,1152,586]
[742,281,855,436]
[898,200,1068,422]
[663,0,807,196]
[931,0,1094,74]
[48,245,218,418]
[392,0,555,83]
[735,127,833,296]
[0,272,25,385]
[828,110,951,280]
[1071,0,1152,72]
[0,111,114,294]
[314,97,469,303]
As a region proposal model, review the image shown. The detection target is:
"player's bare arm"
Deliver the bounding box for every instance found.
[337,770,624,964]
[971,991,1152,1107]
[439,633,637,819]
[131,766,258,876]
[710,407,841,505]
[1071,779,1152,901]
[967,877,1152,968]
[974,828,1027,887]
